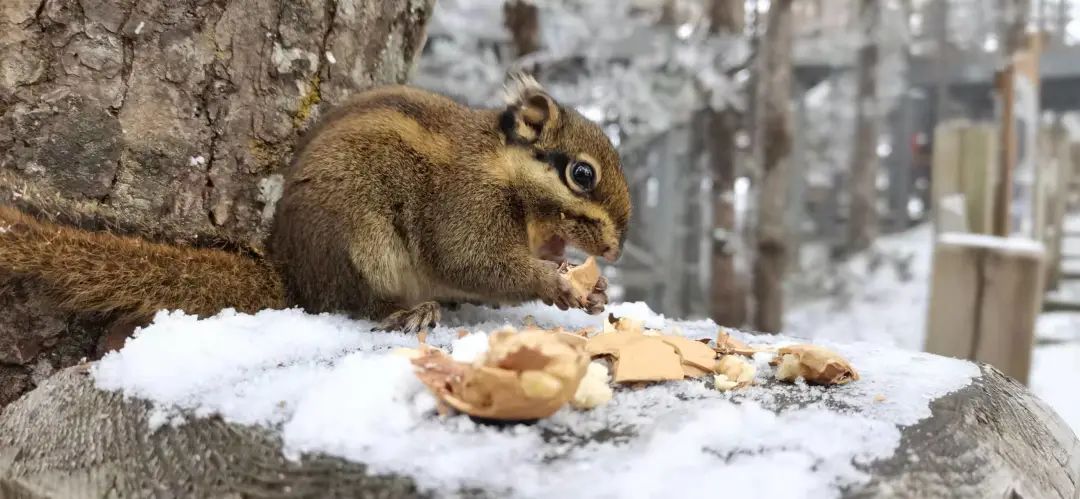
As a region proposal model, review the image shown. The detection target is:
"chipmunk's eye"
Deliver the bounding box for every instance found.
[567,161,597,193]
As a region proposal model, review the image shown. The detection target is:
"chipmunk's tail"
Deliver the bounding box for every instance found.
[0,204,285,320]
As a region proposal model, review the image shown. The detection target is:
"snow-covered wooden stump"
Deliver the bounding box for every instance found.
[2,304,1078,498]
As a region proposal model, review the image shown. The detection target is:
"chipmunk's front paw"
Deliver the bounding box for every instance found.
[583,275,609,315]
[537,263,585,311]
[374,301,441,334]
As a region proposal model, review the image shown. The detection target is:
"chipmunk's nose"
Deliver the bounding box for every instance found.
[602,246,620,263]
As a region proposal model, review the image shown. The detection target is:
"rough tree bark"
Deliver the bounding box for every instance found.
[0,364,1076,497]
[751,0,793,334]
[847,0,881,252]
[0,0,434,407]
[503,0,540,58]
[708,0,747,328]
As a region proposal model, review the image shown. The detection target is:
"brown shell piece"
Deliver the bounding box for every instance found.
[715,330,768,357]
[410,329,590,421]
[566,257,601,301]
[771,344,859,386]
[584,315,720,383]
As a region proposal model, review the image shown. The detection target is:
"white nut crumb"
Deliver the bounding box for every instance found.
[325,51,337,64]
[189,155,207,167]
[571,362,613,409]
[134,21,145,34]
[775,353,803,382]
[712,374,739,391]
[714,355,756,390]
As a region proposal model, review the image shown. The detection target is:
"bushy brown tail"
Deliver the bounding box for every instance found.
[0,205,285,320]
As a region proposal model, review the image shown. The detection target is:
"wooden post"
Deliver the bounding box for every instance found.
[1032,126,1050,245]
[1071,142,1080,211]
[993,34,1042,237]
[994,66,1017,237]
[930,119,966,233]
[930,120,998,235]
[960,124,1000,235]
[1042,125,1072,290]
[936,194,969,233]
[924,233,1045,384]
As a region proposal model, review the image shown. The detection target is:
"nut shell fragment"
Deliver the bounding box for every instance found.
[566,257,601,301]
[612,338,686,382]
[411,329,590,421]
[586,315,721,382]
[771,344,859,386]
[715,330,768,356]
[604,313,645,335]
[661,335,719,377]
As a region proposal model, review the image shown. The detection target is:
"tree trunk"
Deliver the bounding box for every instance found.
[1000,0,1031,61]
[847,0,881,252]
[709,0,744,32]
[751,0,793,333]
[708,0,747,328]
[503,0,540,58]
[0,0,434,407]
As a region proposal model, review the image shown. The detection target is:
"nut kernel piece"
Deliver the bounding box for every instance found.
[520,370,563,399]
[571,362,614,409]
[715,354,756,388]
[771,344,859,386]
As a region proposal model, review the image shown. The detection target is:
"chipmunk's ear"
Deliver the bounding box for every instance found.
[500,71,560,145]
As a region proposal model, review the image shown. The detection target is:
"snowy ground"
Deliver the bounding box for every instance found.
[785,219,1080,439]
[93,303,977,499]
[785,224,933,349]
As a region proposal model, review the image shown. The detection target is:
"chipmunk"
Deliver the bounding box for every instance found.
[0,73,631,334]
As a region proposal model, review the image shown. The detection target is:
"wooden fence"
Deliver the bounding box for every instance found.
[924,120,1076,384]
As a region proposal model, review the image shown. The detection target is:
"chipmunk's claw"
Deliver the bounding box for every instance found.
[375,301,441,334]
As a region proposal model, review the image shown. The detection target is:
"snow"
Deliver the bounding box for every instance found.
[785,224,933,349]
[1029,342,1080,438]
[938,232,1045,254]
[449,331,490,362]
[93,302,978,499]
[1028,222,1080,438]
[1037,312,1080,343]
